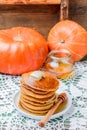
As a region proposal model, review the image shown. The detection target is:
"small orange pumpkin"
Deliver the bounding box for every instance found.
[0,27,48,74]
[48,20,87,62]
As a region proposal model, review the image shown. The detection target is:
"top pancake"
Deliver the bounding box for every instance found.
[21,70,59,91]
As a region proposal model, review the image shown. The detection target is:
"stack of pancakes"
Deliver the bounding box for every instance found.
[18,71,59,116]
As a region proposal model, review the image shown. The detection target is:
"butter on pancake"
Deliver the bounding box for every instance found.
[19,70,59,115]
[30,71,45,80]
[21,70,59,91]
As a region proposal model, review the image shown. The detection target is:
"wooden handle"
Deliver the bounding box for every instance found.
[39,93,67,127]
[60,0,69,21]
[39,99,62,127]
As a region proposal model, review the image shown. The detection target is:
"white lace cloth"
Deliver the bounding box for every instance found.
[0,61,87,130]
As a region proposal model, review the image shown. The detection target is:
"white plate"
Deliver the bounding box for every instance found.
[13,90,72,120]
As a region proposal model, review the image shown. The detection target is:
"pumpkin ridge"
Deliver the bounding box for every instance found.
[65,46,85,59]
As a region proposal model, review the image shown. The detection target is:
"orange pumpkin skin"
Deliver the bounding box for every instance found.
[48,20,87,62]
[0,27,48,74]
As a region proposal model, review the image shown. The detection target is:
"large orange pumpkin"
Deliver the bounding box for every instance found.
[0,27,48,74]
[48,20,87,62]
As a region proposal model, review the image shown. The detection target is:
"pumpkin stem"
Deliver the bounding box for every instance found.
[60,39,65,43]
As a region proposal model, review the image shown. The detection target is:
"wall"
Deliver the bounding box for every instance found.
[0,0,87,37]
[69,0,87,29]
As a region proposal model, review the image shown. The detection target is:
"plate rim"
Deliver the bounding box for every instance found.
[13,90,72,120]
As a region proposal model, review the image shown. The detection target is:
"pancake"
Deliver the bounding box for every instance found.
[20,94,58,106]
[22,84,49,95]
[20,92,57,103]
[20,86,55,99]
[18,70,60,115]
[21,70,59,91]
[20,99,54,111]
[19,101,48,115]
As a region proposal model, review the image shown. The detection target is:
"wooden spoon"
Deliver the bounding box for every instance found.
[39,93,67,127]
